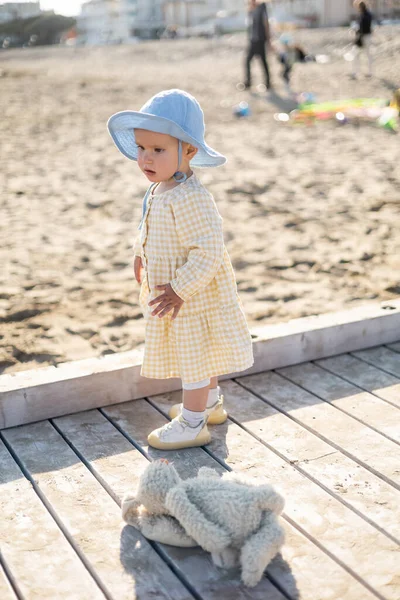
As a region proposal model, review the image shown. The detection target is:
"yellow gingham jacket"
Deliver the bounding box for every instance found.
[134,174,253,382]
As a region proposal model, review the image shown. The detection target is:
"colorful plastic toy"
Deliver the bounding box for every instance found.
[276,92,399,132]
[233,101,251,118]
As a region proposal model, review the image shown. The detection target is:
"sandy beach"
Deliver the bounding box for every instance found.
[1,25,399,374]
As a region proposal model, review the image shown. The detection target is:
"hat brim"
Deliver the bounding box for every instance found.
[107,111,226,168]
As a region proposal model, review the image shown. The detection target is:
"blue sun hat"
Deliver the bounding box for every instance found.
[107,89,226,170]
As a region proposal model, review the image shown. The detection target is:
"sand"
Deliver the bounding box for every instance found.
[1,25,399,374]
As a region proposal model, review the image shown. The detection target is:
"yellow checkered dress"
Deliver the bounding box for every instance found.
[134,174,253,383]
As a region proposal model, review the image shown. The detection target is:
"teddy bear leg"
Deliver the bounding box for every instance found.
[240,514,285,588]
[212,546,240,570]
[140,514,198,547]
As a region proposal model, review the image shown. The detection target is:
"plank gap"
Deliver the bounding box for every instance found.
[386,344,400,355]
[147,394,400,544]
[144,396,398,590]
[226,412,400,547]
[234,379,400,493]
[98,406,152,460]
[0,556,23,600]
[51,415,204,600]
[105,395,394,598]
[316,356,400,410]
[79,398,290,600]
[281,515,386,600]
[350,351,400,383]
[144,397,294,599]
[49,417,121,507]
[278,367,400,447]
[0,431,113,600]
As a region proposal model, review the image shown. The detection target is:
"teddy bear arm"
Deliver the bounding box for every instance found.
[240,512,285,588]
[166,487,231,553]
[121,495,141,527]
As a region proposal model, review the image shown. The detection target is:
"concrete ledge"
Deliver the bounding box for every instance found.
[1,299,399,429]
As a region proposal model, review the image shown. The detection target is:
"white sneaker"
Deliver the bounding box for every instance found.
[169,393,228,426]
[147,415,211,450]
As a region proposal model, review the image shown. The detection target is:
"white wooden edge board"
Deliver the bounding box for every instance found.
[1,300,400,428]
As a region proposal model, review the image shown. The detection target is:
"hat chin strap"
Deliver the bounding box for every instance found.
[173,140,188,182]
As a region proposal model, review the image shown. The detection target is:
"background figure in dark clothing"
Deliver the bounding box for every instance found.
[351,0,373,78]
[278,34,310,94]
[245,0,272,90]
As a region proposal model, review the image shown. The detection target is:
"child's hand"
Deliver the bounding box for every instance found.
[149,283,184,320]
[134,255,143,284]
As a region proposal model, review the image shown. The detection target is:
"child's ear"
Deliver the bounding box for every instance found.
[186,144,198,160]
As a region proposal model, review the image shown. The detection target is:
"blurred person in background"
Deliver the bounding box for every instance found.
[244,0,273,90]
[276,34,315,95]
[351,0,374,79]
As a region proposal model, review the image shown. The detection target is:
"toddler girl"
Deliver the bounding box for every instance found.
[108,89,253,450]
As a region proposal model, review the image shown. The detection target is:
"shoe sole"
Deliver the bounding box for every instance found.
[147,432,211,450]
[168,405,228,426]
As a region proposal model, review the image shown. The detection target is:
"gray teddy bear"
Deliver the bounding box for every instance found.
[122,460,285,587]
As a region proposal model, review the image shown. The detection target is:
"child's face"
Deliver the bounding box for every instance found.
[135,129,181,183]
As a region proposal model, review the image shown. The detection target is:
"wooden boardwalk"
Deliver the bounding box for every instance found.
[1,343,400,600]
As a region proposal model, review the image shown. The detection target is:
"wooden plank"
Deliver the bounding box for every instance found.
[352,345,400,380]
[239,370,400,488]
[0,439,105,600]
[152,390,390,600]
[277,361,400,443]
[56,404,286,600]
[316,354,400,408]
[2,421,193,600]
[2,301,400,429]
[269,520,379,600]
[388,342,400,353]
[222,379,400,541]
[0,565,17,600]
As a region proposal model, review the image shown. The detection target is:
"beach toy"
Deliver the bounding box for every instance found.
[297,92,316,105]
[377,107,398,132]
[276,95,398,133]
[233,101,251,118]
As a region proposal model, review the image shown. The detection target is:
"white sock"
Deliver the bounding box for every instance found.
[181,407,205,427]
[207,386,219,408]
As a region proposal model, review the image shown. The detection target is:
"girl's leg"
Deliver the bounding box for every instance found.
[147,379,211,450]
[167,376,227,425]
[182,383,210,413]
[210,376,218,390]
[207,376,219,408]
[181,378,210,426]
